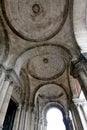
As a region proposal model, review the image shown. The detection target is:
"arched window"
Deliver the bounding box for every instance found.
[46,107,66,130]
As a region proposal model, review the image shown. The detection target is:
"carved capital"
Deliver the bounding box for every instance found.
[0,65,20,87]
[5,69,20,87]
[71,55,87,78]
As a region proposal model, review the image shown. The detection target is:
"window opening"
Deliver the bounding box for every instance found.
[46,107,66,130]
[79,91,86,100]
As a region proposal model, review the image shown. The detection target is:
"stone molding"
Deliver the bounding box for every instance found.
[1,0,69,42]
[0,64,20,86]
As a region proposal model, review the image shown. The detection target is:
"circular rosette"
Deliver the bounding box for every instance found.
[28,53,66,80]
[2,0,69,42]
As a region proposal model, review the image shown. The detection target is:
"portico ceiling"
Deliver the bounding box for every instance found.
[0,0,83,103]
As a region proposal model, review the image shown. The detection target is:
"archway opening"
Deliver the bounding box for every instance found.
[46,107,66,130]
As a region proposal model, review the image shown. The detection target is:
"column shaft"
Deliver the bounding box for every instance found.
[0,80,10,111]
[71,59,87,99]
[13,105,22,130]
[0,84,13,127]
[18,104,26,130]
[77,105,87,129]
[70,102,84,130]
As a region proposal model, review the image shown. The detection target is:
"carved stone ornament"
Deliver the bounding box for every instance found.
[2,0,69,42]
[28,52,66,80]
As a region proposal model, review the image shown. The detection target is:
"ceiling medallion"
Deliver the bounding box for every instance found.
[28,53,66,80]
[2,0,69,42]
[32,4,41,14]
[43,58,49,64]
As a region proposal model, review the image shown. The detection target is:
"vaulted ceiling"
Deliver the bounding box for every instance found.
[0,0,84,106]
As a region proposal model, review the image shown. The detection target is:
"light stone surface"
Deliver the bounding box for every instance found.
[0,0,87,130]
[28,52,66,80]
[73,0,87,53]
[2,0,68,42]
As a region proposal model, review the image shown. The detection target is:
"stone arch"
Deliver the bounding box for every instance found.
[42,102,70,130]
[13,44,72,77]
[73,0,87,53]
[33,83,69,113]
[43,102,66,117]
[33,83,69,130]
[0,16,9,64]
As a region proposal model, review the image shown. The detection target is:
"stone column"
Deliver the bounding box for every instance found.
[31,110,35,130]
[71,58,87,99]
[28,106,32,130]
[0,75,11,111]
[0,66,19,129]
[0,65,6,93]
[68,113,75,130]
[77,104,87,130]
[24,105,30,130]
[43,118,47,130]
[18,104,26,130]
[28,103,35,130]
[38,118,43,130]
[0,76,14,129]
[80,104,87,122]
[13,104,22,130]
[69,102,84,130]
[0,82,14,126]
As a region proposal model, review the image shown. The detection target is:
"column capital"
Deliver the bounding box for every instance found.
[5,69,21,87]
[0,64,20,87]
[71,55,87,78]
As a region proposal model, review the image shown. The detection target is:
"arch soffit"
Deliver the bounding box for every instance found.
[43,102,66,118]
[33,83,68,106]
[42,102,70,130]
[73,0,87,53]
